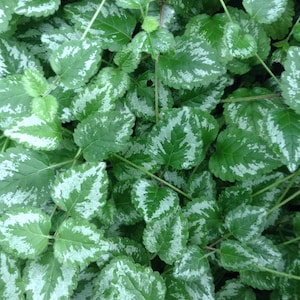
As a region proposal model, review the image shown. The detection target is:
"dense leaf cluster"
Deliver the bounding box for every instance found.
[0,0,300,299]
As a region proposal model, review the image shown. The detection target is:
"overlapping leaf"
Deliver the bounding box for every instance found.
[0,207,51,259]
[0,1,16,33]
[32,95,58,122]
[14,0,60,17]
[51,162,108,220]
[22,68,48,97]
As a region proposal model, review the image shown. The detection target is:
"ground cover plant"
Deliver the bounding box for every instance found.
[0,0,300,298]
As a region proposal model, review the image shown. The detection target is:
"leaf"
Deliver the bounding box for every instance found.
[64,1,136,51]
[216,278,256,300]
[54,218,104,267]
[0,146,54,211]
[4,115,62,151]
[32,95,58,122]
[131,179,179,223]
[219,240,259,272]
[51,162,108,220]
[71,67,130,120]
[225,204,267,242]
[242,0,288,24]
[116,0,154,9]
[223,23,257,59]
[147,107,218,169]
[157,35,226,89]
[14,0,60,17]
[142,16,159,33]
[240,270,278,290]
[0,252,24,299]
[23,252,78,300]
[94,256,166,299]
[143,211,188,264]
[0,207,51,259]
[209,127,281,182]
[113,44,141,73]
[22,69,48,97]
[264,109,300,172]
[279,259,300,298]
[73,110,135,161]
[50,39,102,89]
[0,1,16,33]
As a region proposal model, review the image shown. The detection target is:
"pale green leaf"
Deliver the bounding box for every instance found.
[94,256,166,299]
[209,127,281,182]
[225,204,267,242]
[32,95,58,122]
[142,16,159,33]
[4,115,62,151]
[0,146,54,211]
[54,218,104,267]
[131,179,179,223]
[157,35,226,89]
[74,110,135,162]
[264,109,300,172]
[0,252,24,299]
[23,252,78,300]
[51,162,108,220]
[50,39,102,89]
[143,211,188,264]
[243,0,288,24]
[0,207,51,259]
[116,0,154,9]
[22,69,48,98]
[281,46,300,114]
[15,0,60,17]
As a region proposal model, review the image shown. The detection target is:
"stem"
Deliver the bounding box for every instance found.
[219,0,233,23]
[81,0,106,40]
[1,137,10,152]
[286,16,300,42]
[279,236,300,246]
[154,58,159,125]
[256,265,300,281]
[221,93,281,103]
[112,153,193,200]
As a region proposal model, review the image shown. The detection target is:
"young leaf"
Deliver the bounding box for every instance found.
[209,127,281,182]
[94,256,166,299]
[32,95,58,122]
[0,252,24,299]
[0,207,51,259]
[143,211,188,264]
[4,115,62,151]
[131,179,179,223]
[242,0,288,24]
[157,35,226,89]
[54,218,104,267]
[50,39,101,89]
[14,0,60,17]
[264,109,300,172]
[0,146,54,211]
[225,204,267,242]
[22,68,48,97]
[73,110,135,161]
[281,46,300,114]
[23,252,78,300]
[51,162,108,220]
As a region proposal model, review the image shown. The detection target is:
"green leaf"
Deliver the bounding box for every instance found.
[279,259,300,298]
[50,39,101,89]
[131,179,179,223]
[4,115,62,151]
[94,256,166,299]
[71,67,130,120]
[264,109,300,172]
[281,46,300,114]
[64,1,136,51]
[14,0,60,17]
[22,69,48,98]
[223,23,257,59]
[220,240,259,272]
[73,110,135,161]
[209,127,281,182]
[293,23,300,41]
[32,95,58,122]
[242,0,288,24]
[0,146,54,211]
[147,107,218,169]
[225,204,267,242]
[293,213,300,236]
[116,0,153,9]
[216,278,256,300]
[240,270,278,290]
[143,211,188,264]
[0,1,16,33]
[0,207,51,259]
[142,16,159,33]
[23,252,78,300]
[54,218,104,267]
[113,44,141,73]
[157,35,226,89]
[0,252,24,299]
[51,162,108,220]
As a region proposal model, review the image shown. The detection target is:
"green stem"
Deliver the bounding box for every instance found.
[256,265,300,281]
[1,137,10,152]
[219,0,233,23]
[279,236,300,246]
[81,0,106,40]
[154,58,159,125]
[221,93,281,103]
[112,153,193,200]
[286,16,300,42]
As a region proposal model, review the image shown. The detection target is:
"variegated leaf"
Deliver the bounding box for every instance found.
[23,252,78,300]
[22,68,48,98]
[0,207,51,259]
[15,0,60,17]
[116,0,154,9]
[51,162,108,220]
[0,1,16,33]
[50,39,102,89]
[32,95,58,122]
